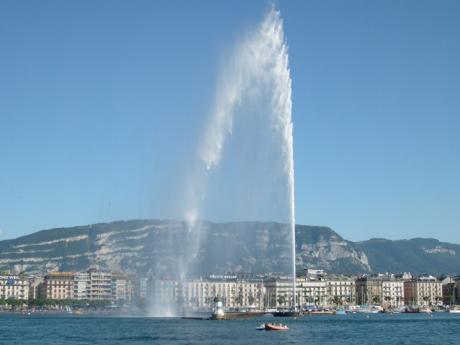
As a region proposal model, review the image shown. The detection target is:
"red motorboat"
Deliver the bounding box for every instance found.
[265,323,289,331]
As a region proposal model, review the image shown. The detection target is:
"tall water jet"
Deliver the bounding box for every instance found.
[180,6,297,309]
[194,6,295,302]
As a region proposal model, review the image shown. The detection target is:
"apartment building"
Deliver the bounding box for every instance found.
[296,277,328,306]
[441,276,457,306]
[73,272,90,300]
[28,276,43,300]
[382,280,404,306]
[148,276,265,311]
[136,277,148,299]
[89,269,112,300]
[356,274,404,306]
[327,277,356,305]
[453,276,460,305]
[404,275,443,306]
[0,275,29,300]
[264,277,294,309]
[43,272,74,300]
[40,270,126,301]
[148,278,180,313]
[112,273,134,303]
[356,276,383,305]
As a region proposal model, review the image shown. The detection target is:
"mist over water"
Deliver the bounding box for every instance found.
[149,6,296,315]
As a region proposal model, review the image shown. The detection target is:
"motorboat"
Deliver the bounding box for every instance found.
[265,323,289,331]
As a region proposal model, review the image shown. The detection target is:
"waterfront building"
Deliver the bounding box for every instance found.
[28,276,43,300]
[89,269,112,300]
[296,276,328,307]
[0,275,29,300]
[382,280,404,307]
[73,272,90,300]
[135,277,148,299]
[43,272,74,300]
[453,276,460,305]
[183,277,263,309]
[41,270,115,301]
[186,279,223,309]
[404,275,443,307]
[264,277,293,309]
[326,276,356,305]
[10,268,459,309]
[149,276,265,311]
[356,276,383,305]
[295,271,356,307]
[112,272,133,303]
[44,269,112,300]
[356,274,404,306]
[441,276,457,306]
[148,277,180,312]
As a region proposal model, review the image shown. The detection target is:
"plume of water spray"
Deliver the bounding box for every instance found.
[183,6,296,308]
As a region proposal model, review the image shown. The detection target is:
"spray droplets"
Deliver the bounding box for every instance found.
[184,6,296,306]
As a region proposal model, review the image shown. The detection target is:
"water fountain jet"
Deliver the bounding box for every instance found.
[148,6,297,316]
[184,5,297,310]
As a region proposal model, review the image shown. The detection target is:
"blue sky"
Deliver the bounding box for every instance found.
[0,0,459,242]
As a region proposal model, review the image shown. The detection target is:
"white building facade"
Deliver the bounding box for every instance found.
[297,278,328,307]
[327,278,356,305]
[0,275,29,300]
[382,280,405,307]
[73,272,90,300]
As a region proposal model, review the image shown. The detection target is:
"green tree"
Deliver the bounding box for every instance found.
[248,294,255,306]
[6,298,24,311]
[235,294,244,307]
[277,294,286,306]
[332,296,342,306]
[371,295,381,304]
[384,296,392,306]
[435,296,443,306]
[422,296,430,306]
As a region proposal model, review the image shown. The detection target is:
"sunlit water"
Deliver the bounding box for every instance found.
[2,313,459,345]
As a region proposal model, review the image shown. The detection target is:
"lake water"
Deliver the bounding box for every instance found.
[1,313,459,344]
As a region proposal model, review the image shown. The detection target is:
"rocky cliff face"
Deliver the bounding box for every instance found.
[0,219,458,276]
[295,225,371,273]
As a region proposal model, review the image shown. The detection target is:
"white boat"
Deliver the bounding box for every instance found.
[357,305,383,314]
[449,308,460,314]
[420,307,432,314]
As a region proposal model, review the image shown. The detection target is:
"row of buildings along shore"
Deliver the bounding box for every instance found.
[1,269,460,309]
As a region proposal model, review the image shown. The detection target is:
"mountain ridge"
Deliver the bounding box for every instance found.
[0,219,458,276]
